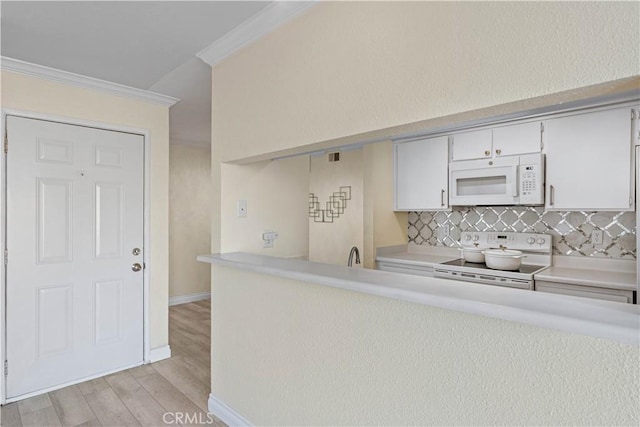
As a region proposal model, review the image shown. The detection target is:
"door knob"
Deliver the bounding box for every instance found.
[132,263,142,272]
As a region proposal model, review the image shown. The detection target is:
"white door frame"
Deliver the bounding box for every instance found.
[0,108,152,404]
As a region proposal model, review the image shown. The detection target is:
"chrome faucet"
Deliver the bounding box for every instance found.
[348,246,361,267]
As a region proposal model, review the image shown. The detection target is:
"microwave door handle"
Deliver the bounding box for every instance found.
[510,165,519,197]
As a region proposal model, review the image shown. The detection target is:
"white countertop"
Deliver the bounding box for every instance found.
[535,256,637,291]
[377,244,637,291]
[198,252,640,345]
[375,244,459,267]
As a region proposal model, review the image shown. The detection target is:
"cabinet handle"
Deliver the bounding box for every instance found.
[549,185,555,206]
[495,149,502,155]
[484,150,491,156]
[441,189,445,207]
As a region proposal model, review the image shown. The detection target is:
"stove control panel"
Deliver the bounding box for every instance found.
[461,231,552,253]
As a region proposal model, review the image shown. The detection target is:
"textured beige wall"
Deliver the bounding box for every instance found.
[169,144,212,298]
[212,1,640,162]
[212,265,639,426]
[1,71,170,349]
[309,149,363,265]
[363,141,407,268]
[220,157,309,258]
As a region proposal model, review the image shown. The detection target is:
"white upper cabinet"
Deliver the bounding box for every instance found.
[451,129,492,161]
[492,121,542,157]
[544,106,636,211]
[452,123,542,161]
[395,136,449,211]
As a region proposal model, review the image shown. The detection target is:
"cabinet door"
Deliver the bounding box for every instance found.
[395,136,449,211]
[451,129,492,161]
[544,106,634,211]
[493,121,542,157]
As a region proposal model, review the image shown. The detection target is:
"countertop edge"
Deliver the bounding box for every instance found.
[198,253,639,346]
[535,267,637,291]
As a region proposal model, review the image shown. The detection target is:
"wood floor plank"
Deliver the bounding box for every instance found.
[152,359,210,411]
[74,418,102,427]
[169,312,210,337]
[78,378,110,396]
[84,388,140,427]
[127,364,156,379]
[169,356,211,388]
[168,321,204,344]
[1,402,23,426]
[105,372,169,427]
[49,385,96,426]
[136,372,202,415]
[192,299,210,310]
[20,406,61,427]
[17,393,52,417]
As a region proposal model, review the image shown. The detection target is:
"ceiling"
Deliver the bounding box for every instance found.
[1,1,271,147]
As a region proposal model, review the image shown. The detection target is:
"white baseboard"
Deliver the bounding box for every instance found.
[208,394,252,426]
[169,291,211,306]
[149,345,171,362]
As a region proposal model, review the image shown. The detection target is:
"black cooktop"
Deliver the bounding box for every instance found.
[441,258,547,275]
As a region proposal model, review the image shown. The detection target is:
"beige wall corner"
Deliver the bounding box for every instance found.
[220,156,310,258]
[309,149,363,266]
[1,70,171,349]
[363,141,407,269]
[170,144,212,299]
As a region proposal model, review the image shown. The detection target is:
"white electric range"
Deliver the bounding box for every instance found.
[433,231,552,290]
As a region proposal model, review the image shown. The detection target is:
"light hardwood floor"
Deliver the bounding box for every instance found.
[1,299,222,427]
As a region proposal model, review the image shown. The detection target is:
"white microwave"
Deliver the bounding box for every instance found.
[449,153,544,206]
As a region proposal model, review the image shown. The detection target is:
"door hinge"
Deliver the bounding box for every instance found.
[3,133,7,154]
[3,249,7,266]
[4,360,7,377]
[540,122,544,149]
[632,110,636,120]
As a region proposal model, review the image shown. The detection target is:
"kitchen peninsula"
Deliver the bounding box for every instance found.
[198,252,638,344]
[199,252,639,426]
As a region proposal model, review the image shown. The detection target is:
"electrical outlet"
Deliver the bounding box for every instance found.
[591,230,604,245]
[262,231,278,248]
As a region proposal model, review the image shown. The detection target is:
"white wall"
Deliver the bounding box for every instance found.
[309,149,363,265]
[211,265,639,425]
[1,70,171,350]
[169,144,212,299]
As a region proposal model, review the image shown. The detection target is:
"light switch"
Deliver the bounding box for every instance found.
[237,200,247,218]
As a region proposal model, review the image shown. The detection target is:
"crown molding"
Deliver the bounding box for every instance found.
[0,57,179,107]
[197,1,318,66]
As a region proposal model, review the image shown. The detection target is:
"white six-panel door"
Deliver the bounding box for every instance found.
[5,116,144,399]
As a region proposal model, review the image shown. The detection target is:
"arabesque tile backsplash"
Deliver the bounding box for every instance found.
[408,207,636,259]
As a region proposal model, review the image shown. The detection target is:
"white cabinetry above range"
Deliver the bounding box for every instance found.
[393,100,639,211]
[451,120,542,161]
[543,105,637,211]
